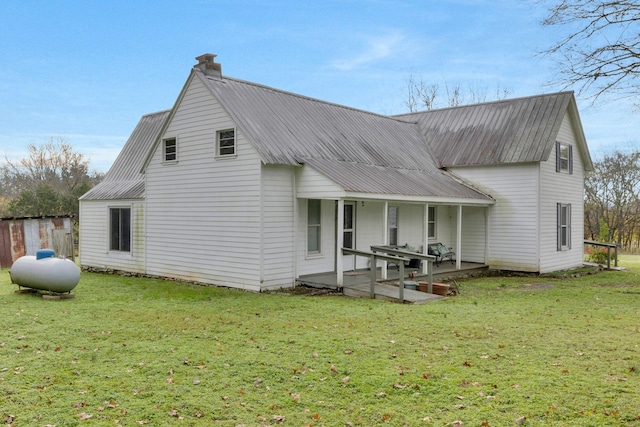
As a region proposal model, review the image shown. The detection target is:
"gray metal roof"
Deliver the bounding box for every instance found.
[301,157,492,201]
[80,110,170,200]
[197,73,440,170]
[196,72,491,200]
[395,92,578,168]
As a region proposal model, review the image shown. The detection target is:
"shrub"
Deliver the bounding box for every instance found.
[586,246,609,264]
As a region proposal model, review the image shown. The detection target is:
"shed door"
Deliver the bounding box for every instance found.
[0,222,11,268]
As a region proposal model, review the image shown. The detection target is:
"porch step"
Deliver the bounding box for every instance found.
[343,282,445,304]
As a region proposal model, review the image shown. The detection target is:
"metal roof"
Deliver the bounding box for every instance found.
[197,73,440,170]
[196,72,491,200]
[301,157,492,201]
[395,92,577,168]
[80,110,170,200]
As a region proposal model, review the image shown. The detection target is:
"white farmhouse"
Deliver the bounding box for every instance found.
[79,53,592,291]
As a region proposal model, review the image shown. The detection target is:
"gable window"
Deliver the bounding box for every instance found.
[388,206,398,246]
[557,203,571,251]
[556,142,573,174]
[163,137,177,162]
[217,129,236,157]
[307,199,321,254]
[343,202,355,249]
[110,207,131,252]
[427,206,436,238]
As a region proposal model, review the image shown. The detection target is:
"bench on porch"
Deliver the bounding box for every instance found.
[428,243,455,266]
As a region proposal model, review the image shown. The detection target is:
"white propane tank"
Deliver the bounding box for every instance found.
[10,249,80,293]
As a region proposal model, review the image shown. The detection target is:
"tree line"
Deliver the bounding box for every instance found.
[0,139,102,220]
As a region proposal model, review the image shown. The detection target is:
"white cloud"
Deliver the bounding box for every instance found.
[330,31,407,71]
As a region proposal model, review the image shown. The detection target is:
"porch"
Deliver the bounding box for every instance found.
[297,261,488,303]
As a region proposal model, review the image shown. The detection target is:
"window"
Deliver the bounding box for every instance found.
[343,203,355,249]
[557,203,571,250]
[427,206,436,238]
[217,129,236,157]
[163,138,177,162]
[307,199,321,253]
[110,207,131,252]
[388,206,398,246]
[556,142,573,174]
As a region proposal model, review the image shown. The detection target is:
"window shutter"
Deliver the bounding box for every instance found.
[568,145,573,174]
[557,203,562,251]
[555,141,561,173]
[567,203,571,249]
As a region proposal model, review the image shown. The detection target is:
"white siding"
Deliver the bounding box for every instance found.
[539,115,585,272]
[297,199,336,276]
[452,163,540,271]
[261,165,296,289]
[460,206,486,263]
[296,165,345,198]
[145,75,264,291]
[79,199,146,273]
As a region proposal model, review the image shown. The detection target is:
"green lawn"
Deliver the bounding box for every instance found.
[1,258,639,426]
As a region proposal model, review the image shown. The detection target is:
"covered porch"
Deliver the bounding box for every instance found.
[297,260,488,303]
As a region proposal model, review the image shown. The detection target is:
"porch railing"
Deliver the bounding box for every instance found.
[584,239,619,269]
[341,247,436,303]
[370,245,436,292]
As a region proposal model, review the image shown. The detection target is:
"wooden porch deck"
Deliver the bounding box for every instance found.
[297,262,487,303]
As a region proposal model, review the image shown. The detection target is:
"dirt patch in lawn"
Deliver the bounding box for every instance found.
[521,282,555,290]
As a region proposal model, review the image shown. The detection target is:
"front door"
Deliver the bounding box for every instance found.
[342,202,356,270]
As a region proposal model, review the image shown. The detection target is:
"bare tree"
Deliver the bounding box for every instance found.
[541,0,640,104]
[0,138,102,217]
[584,150,640,248]
[406,75,511,111]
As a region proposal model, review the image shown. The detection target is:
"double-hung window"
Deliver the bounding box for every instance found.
[110,207,131,252]
[557,203,571,250]
[556,142,573,174]
[307,199,321,254]
[217,129,236,157]
[427,206,436,238]
[163,137,177,163]
[388,206,398,246]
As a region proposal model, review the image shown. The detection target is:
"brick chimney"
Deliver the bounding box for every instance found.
[195,53,222,78]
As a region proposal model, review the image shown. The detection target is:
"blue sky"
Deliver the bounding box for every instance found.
[1,0,637,172]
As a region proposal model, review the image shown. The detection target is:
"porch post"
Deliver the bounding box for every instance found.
[336,199,345,287]
[456,204,462,270]
[381,201,389,280]
[423,203,429,275]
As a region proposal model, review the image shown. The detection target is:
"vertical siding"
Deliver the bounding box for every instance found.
[539,115,585,272]
[452,163,540,271]
[145,75,263,291]
[79,200,146,273]
[261,165,296,289]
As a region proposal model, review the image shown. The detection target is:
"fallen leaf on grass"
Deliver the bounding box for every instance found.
[516,416,526,424]
[77,412,92,420]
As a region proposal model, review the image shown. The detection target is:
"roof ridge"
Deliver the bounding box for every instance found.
[395,91,574,117]
[206,73,417,124]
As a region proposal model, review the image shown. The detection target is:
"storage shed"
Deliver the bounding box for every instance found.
[0,215,75,268]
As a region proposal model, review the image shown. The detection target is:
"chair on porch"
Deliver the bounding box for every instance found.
[428,243,455,266]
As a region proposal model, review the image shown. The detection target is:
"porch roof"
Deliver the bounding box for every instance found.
[300,157,493,202]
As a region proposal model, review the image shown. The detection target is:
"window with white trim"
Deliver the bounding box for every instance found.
[163,137,177,162]
[110,207,131,252]
[388,206,398,246]
[557,203,571,250]
[556,142,573,174]
[307,199,321,254]
[217,129,236,157]
[427,206,436,238]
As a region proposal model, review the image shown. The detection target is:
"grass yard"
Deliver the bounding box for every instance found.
[1,259,639,426]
